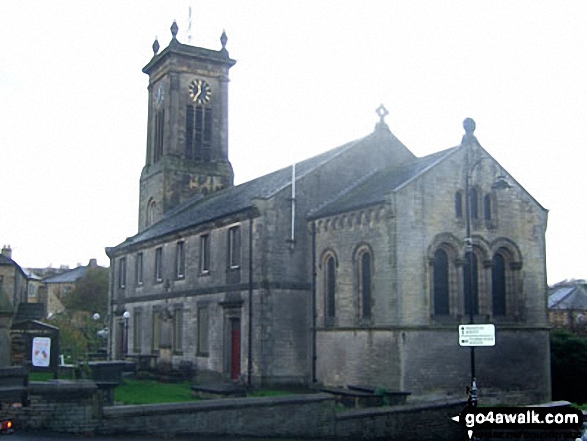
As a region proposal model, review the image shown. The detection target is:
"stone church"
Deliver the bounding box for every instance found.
[106,23,551,403]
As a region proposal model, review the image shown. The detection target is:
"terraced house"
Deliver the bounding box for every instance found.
[106,23,551,403]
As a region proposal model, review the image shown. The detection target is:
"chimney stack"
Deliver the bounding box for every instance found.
[1,245,12,259]
[88,258,98,267]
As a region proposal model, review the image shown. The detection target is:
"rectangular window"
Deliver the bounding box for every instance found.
[173,308,183,353]
[154,109,164,163]
[133,309,142,353]
[200,234,210,273]
[136,252,143,286]
[152,309,160,351]
[118,257,127,288]
[197,306,209,356]
[228,226,241,268]
[155,247,163,282]
[176,241,185,279]
[186,104,212,162]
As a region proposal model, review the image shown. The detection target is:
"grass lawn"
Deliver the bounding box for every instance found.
[29,373,305,405]
[115,378,195,405]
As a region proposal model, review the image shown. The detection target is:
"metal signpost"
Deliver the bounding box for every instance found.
[459,324,495,347]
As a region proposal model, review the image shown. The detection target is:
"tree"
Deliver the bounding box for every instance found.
[63,267,109,317]
[551,330,587,404]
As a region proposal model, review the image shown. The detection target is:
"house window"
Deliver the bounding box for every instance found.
[200,234,210,273]
[155,247,163,282]
[136,252,143,286]
[118,257,127,289]
[186,105,212,162]
[455,191,463,218]
[492,253,507,316]
[173,308,183,353]
[152,309,160,351]
[197,306,209,356]
[357,249,373,320]
[463,252,479,316]
[433,249,450,315]
[133,309,142,353]
[176,241,185,279]
[228,226,241,268]
[325,255,336,319]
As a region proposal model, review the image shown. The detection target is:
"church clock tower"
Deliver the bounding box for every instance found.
[138,22,236,232]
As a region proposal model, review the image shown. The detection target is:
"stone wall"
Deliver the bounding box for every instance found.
[9,381,100,434]
[7,381,467,439]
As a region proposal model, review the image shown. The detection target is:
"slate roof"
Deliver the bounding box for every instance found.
[43,265,90,284]
[309,146,460,219]
[0,254,25,277]
[0,254,15,266]
[110,135,369,252]
[549,282,587,310]
[109,126,460,254]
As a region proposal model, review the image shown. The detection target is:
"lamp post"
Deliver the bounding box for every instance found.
[122,311,130,358]
[462,118,510,407]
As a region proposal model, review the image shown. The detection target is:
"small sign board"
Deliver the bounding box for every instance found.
[459,324,495,347]
[32,337,51,367]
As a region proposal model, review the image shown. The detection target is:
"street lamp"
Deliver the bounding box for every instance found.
[122,311,130,358]
[462,118,510,407]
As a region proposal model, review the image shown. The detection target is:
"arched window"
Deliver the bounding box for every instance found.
[469,188,479,220]
[455,191,463,218]
[325,255,336,319]
[433,249,450,315]
[492,253,506,316]
[484,193,492,221]
[359,251,372,320]
[463,252,479,316]
[147,199,156,227]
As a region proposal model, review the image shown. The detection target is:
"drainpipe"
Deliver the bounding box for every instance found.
[290,163,296,250]
[247,214,254,387]
[311,221,317,384]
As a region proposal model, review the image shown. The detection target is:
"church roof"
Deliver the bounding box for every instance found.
[110,135,369,252]
[309,146,459,219]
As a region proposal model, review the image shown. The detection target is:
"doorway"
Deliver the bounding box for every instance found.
[230,318,241,380]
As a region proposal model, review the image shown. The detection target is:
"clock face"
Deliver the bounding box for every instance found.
[155,84,164,106]
[189,79,212,104]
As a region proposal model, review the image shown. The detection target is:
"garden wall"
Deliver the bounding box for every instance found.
[9,381,466,439]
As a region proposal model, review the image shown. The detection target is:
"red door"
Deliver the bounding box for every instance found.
[230,318,241,380]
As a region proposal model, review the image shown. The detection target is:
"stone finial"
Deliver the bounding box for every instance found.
[375,104,390,132]
[461,117,477,144]
[152,37,160,55]
[220,29,228,50]
[171,21,179,39]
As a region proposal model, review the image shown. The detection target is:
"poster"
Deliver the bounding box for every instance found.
[32,337,51,367]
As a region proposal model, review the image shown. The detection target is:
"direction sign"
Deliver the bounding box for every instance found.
[458,324,495,347]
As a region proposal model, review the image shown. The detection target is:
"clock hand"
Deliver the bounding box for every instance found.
[193,87,201,102]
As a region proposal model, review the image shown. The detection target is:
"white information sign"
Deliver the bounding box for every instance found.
[458,324,495,347]
[32,337,51,367]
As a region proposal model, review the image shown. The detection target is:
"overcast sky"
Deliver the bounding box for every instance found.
[1,1,585,284]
